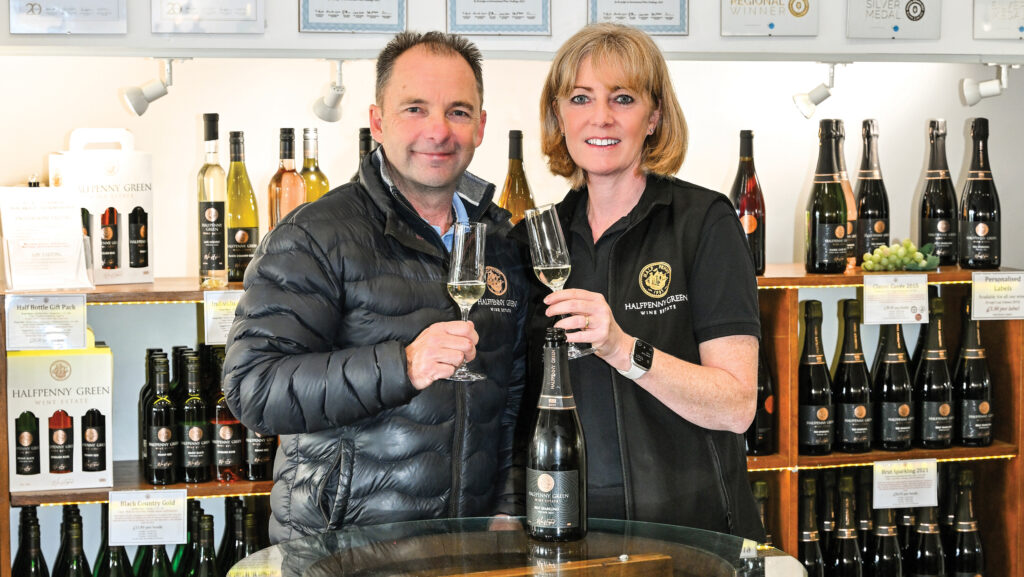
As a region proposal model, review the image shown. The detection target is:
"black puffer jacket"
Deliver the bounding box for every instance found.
[224,151,528,544]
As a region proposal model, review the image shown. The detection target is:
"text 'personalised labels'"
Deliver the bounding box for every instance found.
[972,271,1024,320]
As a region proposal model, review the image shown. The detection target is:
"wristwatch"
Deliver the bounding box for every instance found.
[617,338,654,380]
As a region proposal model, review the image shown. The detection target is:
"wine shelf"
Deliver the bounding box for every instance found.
[795,440,1017,469]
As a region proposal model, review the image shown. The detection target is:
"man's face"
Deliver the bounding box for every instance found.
[370,45,486,197]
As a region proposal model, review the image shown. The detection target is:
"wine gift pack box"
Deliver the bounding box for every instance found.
[49,128,154,285]
[7,329,114,492]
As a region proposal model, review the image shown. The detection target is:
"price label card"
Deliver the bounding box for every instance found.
[862,274,928,325]
[6,294,87,350]
[589,0,688,35]
[447,0,550,35]
[974,0,1024,39]
[846,0,941,39]
[971,272,1024,320]
[873,459,938,509]
[204,290,243,345]
[721,0,819,36]
[108,490,188,546]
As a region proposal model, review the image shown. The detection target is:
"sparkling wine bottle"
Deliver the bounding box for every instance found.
[833,299,873,453]
[959,117,1000,269]
[745,344,776,455]
[800,475,826,577]
[870,508,903,577]
[856,468,874,562]
[836,120,858,272]
[751,480,773,546]
[951,468,984,576]
[855,119,890,263]
[911,507,946,577]
[954,298,993,447]
[828,474,864,577]
[799,300,834,455]
[806,120,848,274]
[873,324,914,451]
[914,298,954,449]
[919,119,958,266]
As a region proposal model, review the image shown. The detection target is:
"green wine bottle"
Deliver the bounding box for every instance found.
[301,128,330,202]
[226,131,259,283]
[137,545,173,577]
[188,515,222,577]
[12,520,49,577]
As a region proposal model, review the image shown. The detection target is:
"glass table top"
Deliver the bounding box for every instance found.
[227,517,805,577]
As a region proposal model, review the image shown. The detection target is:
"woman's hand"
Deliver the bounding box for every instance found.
[544,288,631,370]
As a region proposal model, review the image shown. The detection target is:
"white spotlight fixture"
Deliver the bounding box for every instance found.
[961,63,1016,106]
[793,63,838,119]
[121,58,187,116]
[313,59,346,122]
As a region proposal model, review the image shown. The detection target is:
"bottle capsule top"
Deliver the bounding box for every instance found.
[971,117,989,139]
[928,118,946,137]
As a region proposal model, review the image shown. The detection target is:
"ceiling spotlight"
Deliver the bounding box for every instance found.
[961,63,1016,106]
[793,63,838,119]
[121,58,187,116]
[313,59,346,122]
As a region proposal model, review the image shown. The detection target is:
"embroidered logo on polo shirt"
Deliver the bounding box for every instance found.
[639,262,671,299]
[485,266,508,296]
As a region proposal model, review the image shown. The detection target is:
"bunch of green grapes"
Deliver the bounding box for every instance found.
[861,239,938,271]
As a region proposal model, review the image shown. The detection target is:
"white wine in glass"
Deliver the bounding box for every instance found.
[447,222,487,382]
[533,264,571,291]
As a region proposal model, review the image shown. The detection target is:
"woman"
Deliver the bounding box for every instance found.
[515,23,764,540]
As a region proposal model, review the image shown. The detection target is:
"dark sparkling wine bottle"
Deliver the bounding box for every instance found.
[146,356,178,485]
[836,121,858,272]
[912,507,947,577]
[730,129,766,275]
[915,298,954,449]
[899,509,918,576]
[870,508,904,577]
[919,120,958,266]
[12,519,48,577]
[527,328,588,542]
[873,324,914,451]
[100,207,119,269]
[49,409,74,474]
[799,300,834,455]
[128,206,148,268]
[806,120,848,273]
[829,475,864,577]
[751,480,773,546]
[136,545,173,577]
[939,462,959,568]
[800,475,827,577]
[181,355,211,484]
[745,344,776,455]
[951,469,984,576]
[15,410,40,475]
[953,298,993,447]
[959,118,1000,269]
[855,119,890,263]
[173,500,203,575]
[81,408,106,471]
[820,470,837,563]
[871,328,888,388]
[188,515,220,577]
[856,469,874,561]
[140,348,165,466]
[833,299,873,453]
[910,286,940,379]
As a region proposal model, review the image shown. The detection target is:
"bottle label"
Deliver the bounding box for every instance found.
[815,223,848,267]
[799,404,834,446]
[526,468,582,530]
[245,429,276,465]
[740,215,758,235]
[880,402,914,443]
[181,423,211,468]
[922,218,957,259]
[884,353,907,363]
[200,201,226,271]
[919,401,954,442]
[960,399,993,441]
[924,349,947,360]
[49,426,74,473]
[837,402,872,445]
[953,573,983,577]
[857,218,889,255]
[227,227,259,281]
[148,426,178,470]
[213,423,244,467]
[960,220,1000,264]
[538,393,576,410]
[804,353,825,365]
[841,352,865,363]
[101,226,118,268]
[15,430,40,475]
[129,224,148,267]
[82,426,106,471]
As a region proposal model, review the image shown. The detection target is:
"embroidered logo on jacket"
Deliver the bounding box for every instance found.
[486,266,508,296]
[639,262,671,298]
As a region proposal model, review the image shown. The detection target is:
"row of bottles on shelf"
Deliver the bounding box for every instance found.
[15,409,106,475]
[730,117,1001,275]
[140,344,276,485]
[744,290,992,457]
[12,496,271,577]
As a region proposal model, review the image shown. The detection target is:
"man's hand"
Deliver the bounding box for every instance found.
[406,321,479,390]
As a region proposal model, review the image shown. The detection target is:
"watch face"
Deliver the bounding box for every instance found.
[633,339,654,371]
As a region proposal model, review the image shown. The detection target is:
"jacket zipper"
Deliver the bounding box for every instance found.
[705,433,734,534]
[448,382,467,517]
[604,230,634,519]
[318,441,347,530]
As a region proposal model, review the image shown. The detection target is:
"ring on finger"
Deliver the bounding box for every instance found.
[584,315,590,330]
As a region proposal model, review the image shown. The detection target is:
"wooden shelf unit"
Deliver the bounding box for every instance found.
[751,264,1023,577]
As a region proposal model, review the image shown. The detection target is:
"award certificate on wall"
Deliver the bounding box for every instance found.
[846,0,941,39]
[151,0,264,34]
[974,0,1024,39]
[721,0,819,37]
[589,0,688,35]
[10,0,127,34]
[299,0,405,33]
[447,0,550,35]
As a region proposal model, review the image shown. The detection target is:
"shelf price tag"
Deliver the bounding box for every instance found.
[872,459,938,509]
[862,274,928,325]
[5,294,87,350]
[108,489,188,546]
[971,272,1024,320]
[204,290,243,345]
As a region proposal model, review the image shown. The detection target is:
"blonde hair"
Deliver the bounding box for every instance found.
[540,23,687,189]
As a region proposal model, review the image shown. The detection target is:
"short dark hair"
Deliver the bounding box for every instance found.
[376,31,484,106]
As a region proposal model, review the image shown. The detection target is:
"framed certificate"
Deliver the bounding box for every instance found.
[299,0,406,33]
[151,0,264,34]
[721,0,819,37]
[589,0,688,35]
[974,0,1024,39]
[10,0,127,34]
[846,0,941,40]
[447,0,550,35]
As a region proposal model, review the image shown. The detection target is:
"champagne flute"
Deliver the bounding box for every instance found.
[447,222,487,382]
[524,204,594,359]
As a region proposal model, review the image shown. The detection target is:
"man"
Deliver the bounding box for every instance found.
[224,31,527,543]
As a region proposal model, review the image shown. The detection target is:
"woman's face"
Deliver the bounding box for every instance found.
[556,56,660,184]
